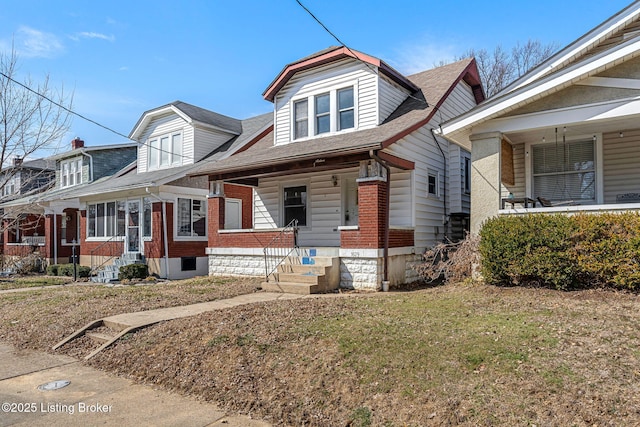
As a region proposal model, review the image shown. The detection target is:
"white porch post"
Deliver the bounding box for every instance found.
[469,132,503,234]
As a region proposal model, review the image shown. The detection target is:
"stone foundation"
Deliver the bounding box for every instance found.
[206,247,419,291]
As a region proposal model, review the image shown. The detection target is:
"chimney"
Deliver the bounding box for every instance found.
[71,137,84,150]
[13,157,23,167]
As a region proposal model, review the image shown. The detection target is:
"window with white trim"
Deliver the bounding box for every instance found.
[427,170,439,197]
[3,177,16,196]
[177,198,206,237]
[292,86,355,140]
[61,158,82,188]
[532,139,595,201]
[148,132,182,170]
[283,185,307,226]
[464,157,471,194]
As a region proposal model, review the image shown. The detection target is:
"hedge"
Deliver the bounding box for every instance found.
[47,263,91,278]
[119,264,149,281]
[479,212,640,290]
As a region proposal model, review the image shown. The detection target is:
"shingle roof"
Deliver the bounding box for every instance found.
[190,58,478,178]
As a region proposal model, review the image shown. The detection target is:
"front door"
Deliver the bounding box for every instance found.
[343,176,359,226]
[126,200,140,253]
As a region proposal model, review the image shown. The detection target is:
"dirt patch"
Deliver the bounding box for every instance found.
[3,281,640,425]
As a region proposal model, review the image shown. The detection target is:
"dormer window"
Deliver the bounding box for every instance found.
[61,158,82,188]
[315,93,330,135]
[338,87,354,130]
[292,85,356,140]
[148,132,182,170]
[294,100,308,139]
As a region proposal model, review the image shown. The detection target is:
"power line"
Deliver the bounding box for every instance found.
[0,71,192,160]
[294,0,429,108]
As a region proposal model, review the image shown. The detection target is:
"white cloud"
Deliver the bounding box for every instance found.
[389,38,460,75]
[118,66,129,71]
[74,32,115,42]
[1,26,65,58]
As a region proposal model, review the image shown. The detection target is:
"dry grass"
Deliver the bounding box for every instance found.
[2,279,640,425]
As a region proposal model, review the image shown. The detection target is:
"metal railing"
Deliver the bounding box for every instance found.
[263,219,299,282]
[21,236,45,245]
[90,235,124,273]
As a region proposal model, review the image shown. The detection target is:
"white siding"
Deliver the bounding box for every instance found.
[193,127,236,162]
[384,80,478,249]
[389,169,412,227]
[603,129,640,203]
[379,75,410,123]
[252,168,359,247]
[136,113,193,173]
[274,58,378,145]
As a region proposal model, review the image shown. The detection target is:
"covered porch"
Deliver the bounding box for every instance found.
[205,151,419,290]
[470,110,640,230]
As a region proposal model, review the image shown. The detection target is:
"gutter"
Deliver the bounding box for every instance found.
[146,187,170,279]
[369,150,390,290]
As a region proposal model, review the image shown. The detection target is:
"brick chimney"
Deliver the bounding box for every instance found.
[71,137,84,150]
[13,157,23,167]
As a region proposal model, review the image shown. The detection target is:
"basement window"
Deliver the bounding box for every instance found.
[181,256,197,271]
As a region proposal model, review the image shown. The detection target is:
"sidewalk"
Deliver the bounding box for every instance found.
[0,343,269,427]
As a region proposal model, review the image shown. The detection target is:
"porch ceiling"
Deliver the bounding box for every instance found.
[506,114,640,144]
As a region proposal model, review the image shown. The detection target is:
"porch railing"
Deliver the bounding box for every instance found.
[263,219,299,282]
[20,236,45,245]
[90,235,124,274]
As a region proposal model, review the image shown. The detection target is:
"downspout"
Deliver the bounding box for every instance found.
[145,187,170,279]
[431,128,448,241]
[369,150,390,289]
[81,150,94,182]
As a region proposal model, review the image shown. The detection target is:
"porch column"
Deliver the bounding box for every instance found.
[469,132,503,234]
[207,195,225,248]
[340,175,387,249]
[43,213,56,264]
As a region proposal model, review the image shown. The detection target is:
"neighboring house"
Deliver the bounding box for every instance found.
[439,2,640,234]
[1,138,137,265]
[56,101,272,280]
[0,157,55,256]
[191,46,484,290]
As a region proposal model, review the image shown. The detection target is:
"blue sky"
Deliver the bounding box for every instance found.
[0,0,634,154]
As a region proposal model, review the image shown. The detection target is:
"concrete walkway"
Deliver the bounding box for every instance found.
[0,343,270,426]
[103,292,309,329]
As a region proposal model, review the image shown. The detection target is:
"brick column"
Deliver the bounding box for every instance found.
[340,178,387,249]
[43,214,55,261]
[207,196,225,247]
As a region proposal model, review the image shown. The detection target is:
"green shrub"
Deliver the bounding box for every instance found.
[46,264,59,276]
[479,212,640,290]
[55,264,90,278]
[118,264,148,281]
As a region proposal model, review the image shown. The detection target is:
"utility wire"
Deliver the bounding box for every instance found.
[0,71,191,160]
[294,0,429,108]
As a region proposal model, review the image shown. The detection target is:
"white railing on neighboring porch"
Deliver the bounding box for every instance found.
[500,202,640,216]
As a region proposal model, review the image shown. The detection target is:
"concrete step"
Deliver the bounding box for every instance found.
[102,319,131,332]
[261,281,322,295]
[85,331,115,344]
[277,272,328,285]
[277,264,328,275]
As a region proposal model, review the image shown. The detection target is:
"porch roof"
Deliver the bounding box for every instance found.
[190,58,481,180]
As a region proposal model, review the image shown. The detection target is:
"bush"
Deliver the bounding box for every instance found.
[14,253,45,274]
[479,212,640,290]
[119,264,148,281]
[46,264,59,276]
[54,264,91,278]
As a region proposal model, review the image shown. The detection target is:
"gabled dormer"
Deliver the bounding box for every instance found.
[51,138,137,189]
[264,46,419,145]
[130,101,242,174]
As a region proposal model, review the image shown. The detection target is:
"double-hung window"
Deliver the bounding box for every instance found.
[338,87,354,130]
[292,86,355,140]
[532,139,595,201]
[294,100,308,139]
[61,158,82,188]
[177,198,206,237]
[148,132,182,170]
[315,93,330,135]
[283,185,307,226]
